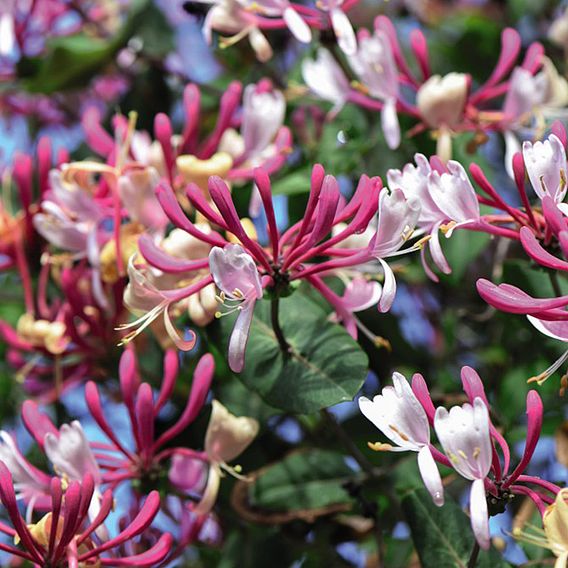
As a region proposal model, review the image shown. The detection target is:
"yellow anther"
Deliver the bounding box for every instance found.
[440,221,457,235]
[388,424,410,441]
[473,447,481,459]
[367,441,394,452]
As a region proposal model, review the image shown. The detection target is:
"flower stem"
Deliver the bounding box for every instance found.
[270,296,290,355]
[467,542,480,568]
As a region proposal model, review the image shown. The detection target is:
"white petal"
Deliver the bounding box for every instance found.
[381,98,400,150]
[283,7,311,43]
[417,446,444,506]
[378,258,396,312]
[469,478,490,550]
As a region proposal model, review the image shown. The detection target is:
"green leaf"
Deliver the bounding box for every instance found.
[441,229,491,285]
[402,488,511,568]
[249,449,354,512]
[212,289,368,413]
[18,0,153,93]
[271,169,312,196]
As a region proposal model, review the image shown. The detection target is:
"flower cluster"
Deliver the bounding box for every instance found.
[359,368,557,550]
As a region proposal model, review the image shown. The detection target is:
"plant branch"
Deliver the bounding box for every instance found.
[271,296,290,355]
[467,542,480,568]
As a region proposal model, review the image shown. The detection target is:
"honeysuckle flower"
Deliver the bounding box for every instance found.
[367,187,421,312]
[316,20,543,158]
[83,348,214,488]
[127,165,425,370]
[378,367,559,549]
[239,0,311,43]
[435,398,492,549]
[209,243,263,372]
[200,0,275,61]
[194,400,259,514]
[523,134,568,203]
[358,372,444,506]
[0,466,171,566]
[387,154,480,279]
[316,0,357,55]
[348,28,400,148]
[514,489,568,567]
[44,421,101,485]
[0,431,51,512]
[302,48,350,116]
[416,73,468,160]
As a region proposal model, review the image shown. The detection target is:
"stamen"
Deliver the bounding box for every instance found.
[473,447,481,459]
[528,349,568,386]
[368,441,394,452]
[388,424,410,441]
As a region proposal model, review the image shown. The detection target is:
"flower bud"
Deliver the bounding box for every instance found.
[205,400,259,464]
[416,73,468,129]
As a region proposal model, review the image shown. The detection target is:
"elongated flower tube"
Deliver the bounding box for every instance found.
[358,372,444,506]
[0,465,171,566]
[126,165,424,371]
[82,348,214,491]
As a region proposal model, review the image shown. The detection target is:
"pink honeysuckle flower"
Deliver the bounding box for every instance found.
[367,187,421,312]
[523,134,568,203]
[318,19,544,159]
[387,154,480,279]
[0,466,171,567]
[499,58,568,177]
[221,80,286,216]
[434,398,493,549]
[85,80,291,189]
[238,0,311,43]
[407,368,558,546]
[348,28,400,148]
[44,421,101,485]
[83,348,214,489]
[0,432,51,513]
[194,399,259,514]
[358,372,444,506]
[209,243,263,373]
[200,0,275,61]
[125,165,425,370]
[302,48,351,117]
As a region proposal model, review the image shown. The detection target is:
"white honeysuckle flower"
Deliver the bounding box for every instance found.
[434,398,492,549]
[523,134,568,203]
[359,372,444,506]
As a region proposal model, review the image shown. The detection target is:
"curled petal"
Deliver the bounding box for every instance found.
[417,446,444,507]
[378,258,396,313]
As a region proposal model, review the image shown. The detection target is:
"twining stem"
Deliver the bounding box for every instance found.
[467,542,480,568]
[270,296,290,355]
